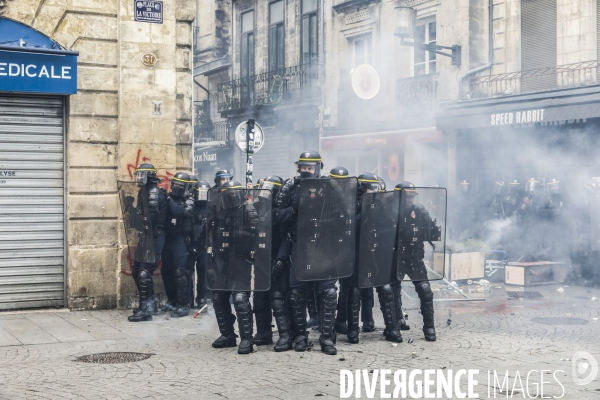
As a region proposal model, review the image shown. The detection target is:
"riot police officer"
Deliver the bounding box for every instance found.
[328,166,350,334]
[394,181,437,341]
[162,172,195,317]
[191,180,211,308]
[346,173,403,344]
[276,151,339,355]
[489,181,507,219]
[214,169,233,188]
[128,163,168,322]
[209,181,260,354]
[252,176,295,351]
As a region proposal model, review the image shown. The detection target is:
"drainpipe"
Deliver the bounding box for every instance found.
[319,0,326,135]
[459,0,494,100]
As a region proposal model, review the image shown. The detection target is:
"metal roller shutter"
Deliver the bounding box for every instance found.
[252,128,291,181]
[521,0,557,91]
[0,95,65,310]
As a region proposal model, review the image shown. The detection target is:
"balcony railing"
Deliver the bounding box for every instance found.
[217,64,319,113]
[194,100,230,148]
[396,73,438,118]
[464,61,599,100]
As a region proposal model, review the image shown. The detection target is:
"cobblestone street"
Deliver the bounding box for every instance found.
[1,283,600,400]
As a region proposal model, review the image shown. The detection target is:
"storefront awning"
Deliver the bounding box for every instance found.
[321,127,442,150]
[437,85,600,131]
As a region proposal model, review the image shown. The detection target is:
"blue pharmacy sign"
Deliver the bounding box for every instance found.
[0,17,78,95]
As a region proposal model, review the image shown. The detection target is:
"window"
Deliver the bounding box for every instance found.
[241,11,255,78]
[353,35,372,66]
[301,0,318,65]
[413,20,436,76]
[269,1,285,72]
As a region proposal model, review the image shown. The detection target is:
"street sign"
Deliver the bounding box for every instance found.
[234,121,265,153]
[134,1,163,24]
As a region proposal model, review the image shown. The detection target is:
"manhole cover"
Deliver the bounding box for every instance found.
[531,317,588,326]
[507,291,543,299]
[74,352,153,364]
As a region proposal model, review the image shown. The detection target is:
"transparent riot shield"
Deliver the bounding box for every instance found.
[117,181,156,264]
[205,187,272,291]
[295,177,358,281]
[396,187,446,282]
[357,191,400,288]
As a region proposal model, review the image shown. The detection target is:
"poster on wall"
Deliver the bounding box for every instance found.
[382,148,404,185]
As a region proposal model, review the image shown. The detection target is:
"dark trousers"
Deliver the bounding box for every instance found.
[161,234,190,306]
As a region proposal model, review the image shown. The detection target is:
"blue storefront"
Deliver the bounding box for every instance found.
[0,17,78,310]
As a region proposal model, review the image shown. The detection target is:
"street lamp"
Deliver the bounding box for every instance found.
[394,4,461,66]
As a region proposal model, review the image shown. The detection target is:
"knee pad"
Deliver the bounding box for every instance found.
[138,269,151,281]
[376,284,394,303]
[322,287,337,302]
[233,291,249,305]
[348,287,361,299]
[270,291,285,303]
[414,281,433,302]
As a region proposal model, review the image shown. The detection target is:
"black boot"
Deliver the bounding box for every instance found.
[360,288,375,332]
[271,291,293,352]
[128,270,153,322]
[172,267,190,318]
[335,281,349,334]
[378,285,402,343]
[252,292,273,346]
[306,288,320,329]
[346,287,360,344]
[391,282,410,330]
[289,288,309,352]
[212,292,237,348]
[233,292,254,354]
[415,281,436,341]
[319,287,338,355]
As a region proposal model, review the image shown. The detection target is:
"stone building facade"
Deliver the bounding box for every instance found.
[0,0,194,310]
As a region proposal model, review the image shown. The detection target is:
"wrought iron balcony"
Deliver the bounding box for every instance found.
[396,73,438,118]
[464,61,599,100]
[217,64,320,113]
[194,100,230,148]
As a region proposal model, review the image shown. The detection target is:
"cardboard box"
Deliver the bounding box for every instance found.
[431,251,486,281]
[505,262,567,287]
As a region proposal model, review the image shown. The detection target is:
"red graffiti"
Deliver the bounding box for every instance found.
[126,148,173,191]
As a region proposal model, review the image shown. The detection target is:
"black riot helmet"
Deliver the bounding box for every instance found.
[194,180,210,202]
[358,173,381,195]
[459,180,471,194]
[170,172,191,198]
[135,163,160,186]
[259,176,283,199]
[295,151,323,180]
[329,166,349,179]
[525,178,540,195]
[395,181,418,207]
[254,177,266,189]
[546,178,560,195]
[493,180,507,196]
[214,169,233,187]
[377,176,387,192]
[221,180,244,208]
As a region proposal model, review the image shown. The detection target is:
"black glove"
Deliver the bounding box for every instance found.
[271,258,285,281]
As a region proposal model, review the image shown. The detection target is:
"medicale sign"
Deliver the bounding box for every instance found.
[0,49,78,95]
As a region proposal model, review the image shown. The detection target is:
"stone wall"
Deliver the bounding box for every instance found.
[3,0,194,310]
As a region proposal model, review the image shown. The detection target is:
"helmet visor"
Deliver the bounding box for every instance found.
[297,162,321,179]
[135,171,148,186]
[171,181,187,197]
[222,189,243,208]
[195,188,208,201]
